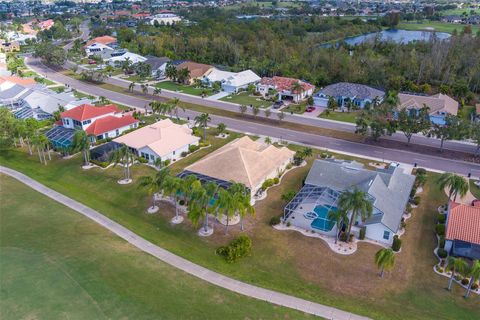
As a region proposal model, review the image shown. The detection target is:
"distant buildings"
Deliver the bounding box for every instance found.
[257,76,315,102]
[150,11,182,25]
[314,82,385,109]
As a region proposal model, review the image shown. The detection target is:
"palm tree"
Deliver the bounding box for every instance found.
[375,248,396,278]
[465,260,480,298]
[328,209,349,244]
[99,96,109,104]
[438,173,469,203]
[252,105,260,118]
[302,147,313,158]
[239,104,247,116]
[291,81,304,97]
[217,123,226,135]
[32,133,46,164]
[153,87,162,96]
[264,108,271,119]
[141,83,148,95]
[446,256,468,291]
[194,113,211,141]
[39,133,51,162]
[187,180,209,229]
[170,98,184,119]
[180,174,198,205]
[121,57,132,74]
[24,118,39,155]
[277,111,285,123]
[216,187,237,235]
[138,168,170,212]
[72,130,91,166]
[164,175,184,223]
[109,144,135,183]
[264,136,272,145]
[337,188,373,240]
[12,119,26,148]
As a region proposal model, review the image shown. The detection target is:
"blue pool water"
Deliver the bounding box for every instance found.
[310,205,336,232]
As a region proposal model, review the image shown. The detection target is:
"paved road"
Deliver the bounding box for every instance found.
[26,57,480,177]
[0,166,370,320]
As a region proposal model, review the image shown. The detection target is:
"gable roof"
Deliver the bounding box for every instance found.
[85,115,138,136]
[184,136,294,191]
[446,202,480,245]
[61,104,120,121]
[85,36,117,47]
[223,70,261,87]
[318,82,385,100]
[145,56,171,70]
[113,119,199,157]
[398,93,458,116]
[259,76,315,93]
[0,76,37,87]
[204,68,236,83]
[305,159,415,232]
[176,61,213,79]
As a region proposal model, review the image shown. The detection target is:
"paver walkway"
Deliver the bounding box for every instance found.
[0,166,370,320]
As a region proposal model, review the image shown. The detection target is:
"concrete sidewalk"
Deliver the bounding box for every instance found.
[1,165,370,320]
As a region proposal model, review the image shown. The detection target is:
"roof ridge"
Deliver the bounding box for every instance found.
[237,147,255,189]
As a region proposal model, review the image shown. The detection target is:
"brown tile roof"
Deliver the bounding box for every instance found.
[85,36,117,47]
[446,202,480,245]
[259,76,315,93]
[185,136,295,191]
[0,76,37,87]
[398,93,458,116]
[176,61,213,79]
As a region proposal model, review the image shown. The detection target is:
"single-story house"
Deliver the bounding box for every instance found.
[221,70,261,93]
[445,202,480,260]
[397,93,458,125]
[144,56,171,78]
[180,136,294,198]
[175,61,214,84]
[257,76,315,102]
[0,41,20,53]
[283,159,415,245]
[313,82,385,109]
[106,52,147,66]
[84,42,115,58]
[113,119,199,164]
[150,12,182,25]
[47,103,138,147]
[85,35,117,48]
[202,68,236,87]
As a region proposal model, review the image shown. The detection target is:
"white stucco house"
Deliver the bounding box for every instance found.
[222,70,261,93]
[113,119,200,164]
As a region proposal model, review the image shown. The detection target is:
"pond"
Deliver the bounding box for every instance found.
[321,29,451,48]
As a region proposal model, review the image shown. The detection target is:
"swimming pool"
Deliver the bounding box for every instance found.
[310,205,336,232]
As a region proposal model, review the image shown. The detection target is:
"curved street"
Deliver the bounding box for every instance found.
[0,165,370,320]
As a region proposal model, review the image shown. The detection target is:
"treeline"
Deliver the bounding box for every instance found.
[112,11,480,97]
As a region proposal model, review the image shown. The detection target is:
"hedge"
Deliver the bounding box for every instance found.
[437,214,446,224]
[436,224,445,236]
[437,248,448,258]
[392,235,402,252]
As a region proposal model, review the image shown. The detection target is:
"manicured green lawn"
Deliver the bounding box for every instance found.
[48,85,66,93]
[397,21,480,34]
[124,75,152,83]
[319,111,360,123]
[156,81,214,97]
[282,101,308,114]
[1,144,479,319]
[458,105,476,121]
[0,175,309,320]
[220,92,269,108]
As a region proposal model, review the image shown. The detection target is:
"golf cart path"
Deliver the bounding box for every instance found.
[0,166,370,320]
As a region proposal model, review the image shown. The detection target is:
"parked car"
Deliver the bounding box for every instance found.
[306,106,316,112]
[272,101,284,109]
[88,60,97,65]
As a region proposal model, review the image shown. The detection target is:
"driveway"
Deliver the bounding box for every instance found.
[207,91,231,100]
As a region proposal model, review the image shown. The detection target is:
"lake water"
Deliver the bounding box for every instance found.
[321,29,451,48]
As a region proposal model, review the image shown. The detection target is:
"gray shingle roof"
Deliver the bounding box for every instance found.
[145,56,171,70]
[305,159,415,232]
[318,82,385,100]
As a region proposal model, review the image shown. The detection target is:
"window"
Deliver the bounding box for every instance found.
[383,230,390,240]
[82,119,91,125]
[173,150,175,155]
[115,129,119,136]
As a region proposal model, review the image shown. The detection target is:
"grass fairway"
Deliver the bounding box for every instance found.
[0,175,310,319]
[397,21,480,34]
[1,146,479,320]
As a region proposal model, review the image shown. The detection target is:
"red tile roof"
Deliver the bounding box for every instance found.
[85,115,138,136]
[61,104,120,121]
[0,76,37,87]
[38,19,54,30]
[259,76,315,93]
[446,202,480,245]
[85,36,117,47]
[132,12,151,19]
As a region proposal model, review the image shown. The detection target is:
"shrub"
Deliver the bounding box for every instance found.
[438,236,445,249]
[199,142,209,148]
[461,278,470,286]
[436,224,445,236]
[401,220,407,229]
[261,179,275,190]
[339,232,348,242]
[216,235,252,263]
[406,203,413,213]
[273,177,279,184]
[320,152,328,159]
[437,214,446,224]
[180,151,188,157]
[359,226,366,240]
[163,159,171,166]
[409,186,417,198]
[415,168,427,175]
[286,163,293,170]
[90,159,109,168]
[137,157,148,163]
[472,283,479,290]
[286,221,291,227]
[435,266,444,273]
[189,144,199,153]
[437,248,448,258]
[392,235,402,252]
[349,234,355,242]
[412,196,421,206]
[269,216,281,226]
